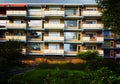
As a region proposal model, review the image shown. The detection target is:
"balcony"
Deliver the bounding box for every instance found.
[44,36,64,42]
[82,37,104,43]
[44,49,64,55]
[7,11,27,16]
[44,24,64,29]
[6,23,26,29]
[6,36,26,41]
[82,11,101,16]
[28,10,44,17]
[82,24,103,29]
[45,11,64,17]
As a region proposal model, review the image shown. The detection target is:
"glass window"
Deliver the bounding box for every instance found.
[30,32,41,38]
[65,8,77,16]
[86,46,96,50]
[29,43,40,50]
[64,32,77,40]
[86,20,97,24]
[65,20,77,27]
[64,44,77,51]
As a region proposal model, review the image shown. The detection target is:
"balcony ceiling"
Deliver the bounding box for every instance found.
[0,0,97,5]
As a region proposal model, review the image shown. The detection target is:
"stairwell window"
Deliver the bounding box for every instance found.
[65,20,77,28]
[65,8,77,16]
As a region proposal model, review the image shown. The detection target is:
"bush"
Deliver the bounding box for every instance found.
[77,50,102,61]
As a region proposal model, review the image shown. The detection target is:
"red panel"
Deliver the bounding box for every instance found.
[8,4,26,7]
[0,4,7,7]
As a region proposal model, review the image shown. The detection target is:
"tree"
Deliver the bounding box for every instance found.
[0,40,23,66]
[96,0,120,35]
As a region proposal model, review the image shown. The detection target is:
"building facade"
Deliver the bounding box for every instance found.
[0,0,119,58]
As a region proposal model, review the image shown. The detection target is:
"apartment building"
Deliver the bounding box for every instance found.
[0,0,119,58]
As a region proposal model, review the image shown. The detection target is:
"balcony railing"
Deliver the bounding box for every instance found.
[44,24,64,29]
[82,37,104,42]
[82,11,101,16]
[82,24,103,29]
[44,36,64,41]
[45,11,64,16]
[7,11,27,16]
[6,36,26,41]
[44,49,64,54]
[6,23,26,29]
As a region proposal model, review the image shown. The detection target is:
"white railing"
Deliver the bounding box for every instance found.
[44,36,64,41]
[82,37,104,42]
[45,11,64,16]
[6,36,26,41]
[44,49,64,54]
[82,11,101,16]
[116,54,120,58]
[82,24,103,29]
[44,24,64,29]
[6,23,26,29]
[7,11,27,16]
[116,44,120,48]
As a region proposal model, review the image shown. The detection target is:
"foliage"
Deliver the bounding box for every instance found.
[97,0,120,35]
[77,50,102,61]
[8,68,120,84]
[0,40,23,66]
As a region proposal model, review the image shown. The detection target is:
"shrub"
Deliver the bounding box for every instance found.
[77,50,102,61]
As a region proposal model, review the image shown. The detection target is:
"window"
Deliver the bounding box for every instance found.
[86,46,96,50]
[64,32,77,40]
[49,44,59,50]
[64,44,77,51]
[65,20,77,27]
[49,19,60,24]
[28,20,42,26]
[49,32,60,37]
[65,8,77,16]
[30,32,41,38]
[14,20,22,24]
[86,20,97,24]
[29,43,40,50]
